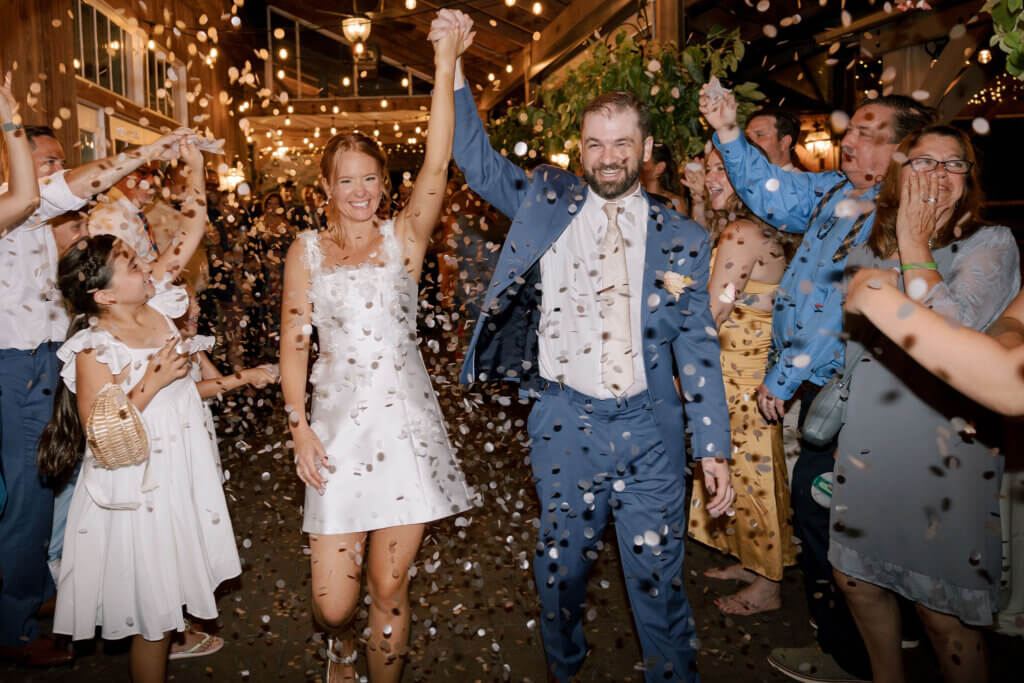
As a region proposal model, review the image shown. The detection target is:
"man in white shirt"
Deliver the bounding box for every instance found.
[438,11,734,681]
[0,124,188,667]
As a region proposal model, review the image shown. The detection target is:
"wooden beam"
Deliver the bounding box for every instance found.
[653,0,683,46]
[935,63,988,124]
[278,95,431,116]
[76,78,180,132]
[918,24,988,108]
[478,0,634,112]
[859,3,989,58]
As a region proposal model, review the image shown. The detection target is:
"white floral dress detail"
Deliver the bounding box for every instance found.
[298,222,477,534]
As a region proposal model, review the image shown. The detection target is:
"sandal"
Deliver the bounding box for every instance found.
[168,631,224,661]
[325,637,358,683]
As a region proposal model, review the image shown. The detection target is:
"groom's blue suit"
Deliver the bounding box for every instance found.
[453,85,729,682]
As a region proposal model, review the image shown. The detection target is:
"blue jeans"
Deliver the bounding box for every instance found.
[0,343,60,647]
[528,383,699,683]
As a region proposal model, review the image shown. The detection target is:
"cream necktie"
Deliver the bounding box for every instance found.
[600,202,634,397]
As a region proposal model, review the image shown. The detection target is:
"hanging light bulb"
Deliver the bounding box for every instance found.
[342,76,351,87]
[506,63,513,73]
[279,48,288,59]
[532,2,542,14]
[354,41,365,56]
[401,77,409,87]
[505,0,515,6]
[405,0,417,9]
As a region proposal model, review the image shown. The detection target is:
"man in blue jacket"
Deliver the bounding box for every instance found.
[701,88,933,681]
[438,17,733,683]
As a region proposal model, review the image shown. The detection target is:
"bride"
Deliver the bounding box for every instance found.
[279,11,477,682]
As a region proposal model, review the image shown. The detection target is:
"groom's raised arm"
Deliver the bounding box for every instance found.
[670,229,730,462]
[452,79,530,221]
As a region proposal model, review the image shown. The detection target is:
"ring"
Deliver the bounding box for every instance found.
[924,197,937,203]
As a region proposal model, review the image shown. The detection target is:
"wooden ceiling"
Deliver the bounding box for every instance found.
[230,0,998,135]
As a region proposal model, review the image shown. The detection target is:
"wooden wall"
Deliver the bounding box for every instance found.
[0,0,250,171]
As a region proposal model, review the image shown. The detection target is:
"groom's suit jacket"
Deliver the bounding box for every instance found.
[453,86,730,465]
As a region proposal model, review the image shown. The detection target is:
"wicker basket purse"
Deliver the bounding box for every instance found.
[85,383,150,470]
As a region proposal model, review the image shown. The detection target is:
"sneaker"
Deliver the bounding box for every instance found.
[767,647,869,683]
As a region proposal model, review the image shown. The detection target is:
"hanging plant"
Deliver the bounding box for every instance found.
[486,27,765,170]
[984,0,1024,79]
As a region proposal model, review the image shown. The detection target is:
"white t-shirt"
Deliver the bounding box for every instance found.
[0,171,88,349]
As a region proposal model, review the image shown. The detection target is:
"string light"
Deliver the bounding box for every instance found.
[505,0,515,6]
[405,0,417,8]
[354,42,365,56]
[401,77,409,87]
[279,48,288,59]
[506,63,513,73]
[343,76,351,87]
[532,2,542,14]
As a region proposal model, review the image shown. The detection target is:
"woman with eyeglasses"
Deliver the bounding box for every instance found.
[829,125,1019,683]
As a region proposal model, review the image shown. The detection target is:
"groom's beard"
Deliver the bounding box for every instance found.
[583,160,641,200]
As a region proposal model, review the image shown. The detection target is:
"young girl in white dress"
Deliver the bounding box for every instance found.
[280,14,477,683]
[37,140,241,683]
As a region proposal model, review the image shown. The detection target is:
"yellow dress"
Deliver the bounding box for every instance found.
[688,259,797,581]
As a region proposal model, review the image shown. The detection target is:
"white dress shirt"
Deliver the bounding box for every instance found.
[538,184,649,398]
[0,170,88,349]
[88,188,157,263]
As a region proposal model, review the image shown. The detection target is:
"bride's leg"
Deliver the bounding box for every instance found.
[364,523,426,683]
[309,532,366,682]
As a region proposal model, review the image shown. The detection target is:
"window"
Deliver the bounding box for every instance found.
[77,103,106,162]
[144,49,176,120]
[73,0,128,98]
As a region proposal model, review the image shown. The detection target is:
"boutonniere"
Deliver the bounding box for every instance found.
[663,271,695,301]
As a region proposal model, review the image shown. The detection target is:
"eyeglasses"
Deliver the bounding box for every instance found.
[902,157,973,174]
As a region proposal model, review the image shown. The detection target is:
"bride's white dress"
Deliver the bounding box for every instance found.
[299,220,477,535]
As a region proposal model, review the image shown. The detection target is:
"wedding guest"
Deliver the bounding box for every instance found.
[441,8,733,681]
[701,87,933,681]
[87,164,162,261]
[0,124,190,668]
[746,106,803,171]
[831,125,1018,683]
[688,148,798,616]
[641,142,684,211]
[280,15,477,682]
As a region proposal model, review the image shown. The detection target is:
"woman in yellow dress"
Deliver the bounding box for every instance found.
[688,148,798,615]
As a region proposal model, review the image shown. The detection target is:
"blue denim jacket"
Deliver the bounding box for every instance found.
[712,132,879,400]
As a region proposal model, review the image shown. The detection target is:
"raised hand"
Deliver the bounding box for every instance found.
[0,70,18,119]
[146,127,193,162]
[699,84,739,135]
[682,159,705,199]
[429,8,475,57]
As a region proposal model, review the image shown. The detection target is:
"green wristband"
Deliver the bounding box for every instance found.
[1,121,21,133]
[900,262,938,272]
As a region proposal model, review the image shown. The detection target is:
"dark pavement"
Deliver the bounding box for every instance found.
[3,339,1020,683]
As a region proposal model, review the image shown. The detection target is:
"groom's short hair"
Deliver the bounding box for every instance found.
[581,92,651,139]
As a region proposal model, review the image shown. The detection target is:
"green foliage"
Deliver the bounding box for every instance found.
[486,27,765,170]
[984,0,1024,79]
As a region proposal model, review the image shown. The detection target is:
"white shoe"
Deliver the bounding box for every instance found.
[768,647,869,683]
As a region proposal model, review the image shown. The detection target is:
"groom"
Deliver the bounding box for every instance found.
[434,12,733,683]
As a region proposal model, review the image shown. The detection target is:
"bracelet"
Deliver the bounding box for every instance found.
[900,262,937,272]
[1,121,21,133]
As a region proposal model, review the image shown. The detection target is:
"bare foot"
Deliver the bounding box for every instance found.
[714,576,782,616]
[703,563,757,583]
